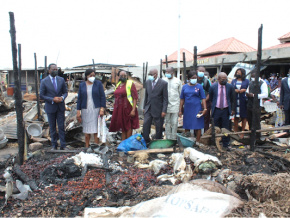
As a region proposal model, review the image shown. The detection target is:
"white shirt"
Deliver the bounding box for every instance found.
[163,77,182,113]
[246,78,268,107]
[152,77,159,87]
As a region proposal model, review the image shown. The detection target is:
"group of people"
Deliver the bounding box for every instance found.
[40,63,290,151]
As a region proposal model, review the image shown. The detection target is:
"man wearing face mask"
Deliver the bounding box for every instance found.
[279,69,290,132]
[209,72,235,150]
[143,69,168,143]
[40,63,68,150]
[246,69,268,137]
[197,66,212,131]
[163,67,182,140]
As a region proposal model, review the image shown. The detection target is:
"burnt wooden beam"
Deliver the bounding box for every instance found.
[183,52,186,83]
[160,59,163,78]
[18,44,21,85]
[165,55,168,68]
[34,53,41,120]
[193,46,197,71]
[13,164,38,190]
[250,24,263,151]
[44,56,47,78]
[9,12,25,165]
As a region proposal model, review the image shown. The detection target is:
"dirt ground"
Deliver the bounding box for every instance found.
[0,138,289,217]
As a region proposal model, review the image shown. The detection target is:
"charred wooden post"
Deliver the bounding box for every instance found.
[142,62,145,88]
[92,59,95,72]
[165,55,168,68]
[183,52,186,83]
[160,59,163,78]
[18,44,21,86]
[34,53,41,120]
[220,58,225,72]
[145,61,148,81]
[211,118,216,147]
[44,56,47,78]
[13,164,38,190]
[193,46,197,71]
[9,12,25,165]
[250,24,263,151]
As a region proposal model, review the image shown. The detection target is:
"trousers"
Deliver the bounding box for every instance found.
[143,109,164,143]
[213,108,230,147]
[165,112,179,140]
[47,110,66,148]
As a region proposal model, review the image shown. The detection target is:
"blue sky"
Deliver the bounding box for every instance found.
[1,0,289,68]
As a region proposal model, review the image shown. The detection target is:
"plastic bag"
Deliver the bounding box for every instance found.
[170,153,186,173]
[117,134,147,153]
[98,115,107,143]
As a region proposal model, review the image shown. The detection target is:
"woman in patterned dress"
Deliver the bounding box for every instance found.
[231,68,249,138]
[77,69,106,147]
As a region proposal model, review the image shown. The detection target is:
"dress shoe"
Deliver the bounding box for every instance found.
[51,147,57,150]
[60,147,69,150]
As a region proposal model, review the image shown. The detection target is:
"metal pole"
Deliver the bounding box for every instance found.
[250,24,263,151]
[34,53,41,120]
[9,12,24,165]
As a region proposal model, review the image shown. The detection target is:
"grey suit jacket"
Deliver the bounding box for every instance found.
[143,78,168,117]
[280,78,290,110]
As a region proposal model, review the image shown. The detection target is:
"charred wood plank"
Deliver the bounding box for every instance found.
[13,164,38,190]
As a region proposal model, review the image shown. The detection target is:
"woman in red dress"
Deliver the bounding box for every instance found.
[109,71,139,140]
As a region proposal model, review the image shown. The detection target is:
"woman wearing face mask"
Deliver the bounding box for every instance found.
[109,71,139,141]
[179,70,206,142]
[231,68,249,138]
[77,69,106,147]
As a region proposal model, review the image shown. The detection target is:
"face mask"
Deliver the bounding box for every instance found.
[190,79,197,84]
[165,73,172,79]
[119,77,127,83]
[220,80,227,85]
[251,77,255,81]
[270,77,273,80]
[88,77,95,83]
[197,71,204,77]
[236,75,241,79]
[148,75,154,81]
[50,71,58,77]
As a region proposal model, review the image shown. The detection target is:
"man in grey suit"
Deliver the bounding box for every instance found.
[40,63,68,150]
[280,71,290,131]
[143,69,168,143]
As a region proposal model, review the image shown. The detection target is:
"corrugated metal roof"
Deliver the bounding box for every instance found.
[198,37,256,56]
[163,48,193,63]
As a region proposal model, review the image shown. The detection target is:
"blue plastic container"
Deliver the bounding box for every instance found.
[176,133,196,147]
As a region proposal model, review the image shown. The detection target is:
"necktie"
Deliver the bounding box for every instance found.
[220,85,224,109]
[52,77,57,92]
[152,81,156,89]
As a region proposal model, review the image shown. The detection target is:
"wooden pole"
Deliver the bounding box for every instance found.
[44,56,47,78]
[193,46,197,71]
[9,12,24,165]
[25,71,28,93]
[143,62,145,88]
[160,59,163,78]
[92,59,96,72]
[145,61,148,80]
[183,52,186,82]
[250,24,263,151]
[165,55,168,68]
[18,44,21,87]
[34,53,41,120]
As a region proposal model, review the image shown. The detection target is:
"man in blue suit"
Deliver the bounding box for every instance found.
[40,63,68,150]
[209,72,235,150]
[280,70,290,132]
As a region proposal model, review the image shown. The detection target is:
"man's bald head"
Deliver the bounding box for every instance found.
[149,69,158,79]
[218,72,228,85]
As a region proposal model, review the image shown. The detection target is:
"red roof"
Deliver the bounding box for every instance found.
[278,32,290,40]
[163,48,193,63]
[264,42,290,50]
[198,37,256,56]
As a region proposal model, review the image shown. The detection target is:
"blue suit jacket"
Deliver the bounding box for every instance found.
[209,82,236,115]
[40,76,68,113]
[77,80,106,110]
[280,78,290,110]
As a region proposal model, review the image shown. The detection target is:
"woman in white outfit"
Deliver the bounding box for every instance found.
[76,69,106,147]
